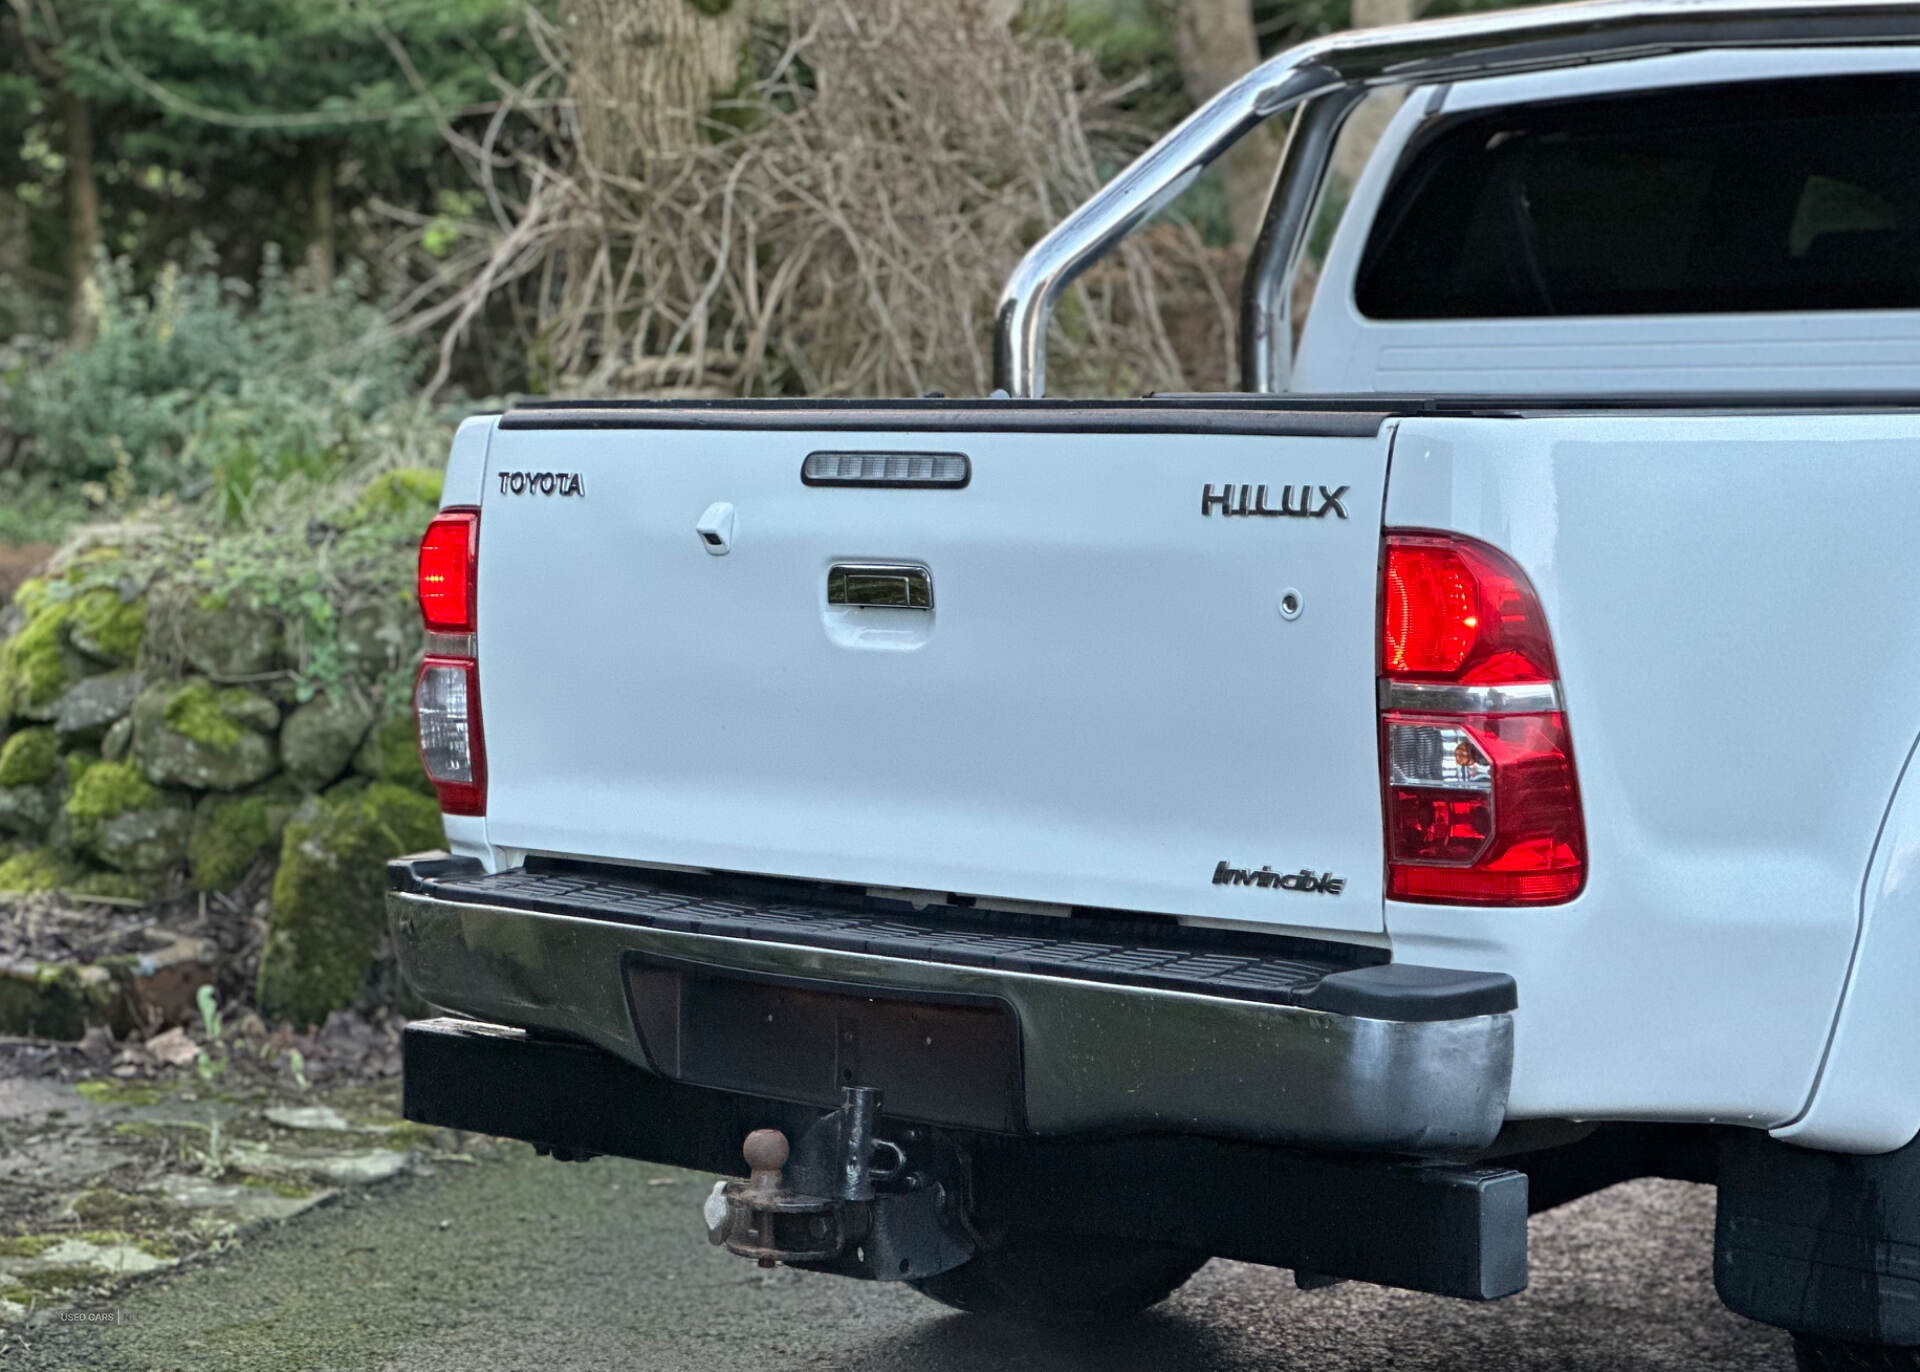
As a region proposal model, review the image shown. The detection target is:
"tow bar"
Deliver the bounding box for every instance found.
[703,1086,976,1281]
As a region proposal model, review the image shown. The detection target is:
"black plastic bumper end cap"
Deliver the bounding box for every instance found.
[1304,964,1517,1022]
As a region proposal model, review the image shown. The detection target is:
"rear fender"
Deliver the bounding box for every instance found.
[1772,732,1920,1154]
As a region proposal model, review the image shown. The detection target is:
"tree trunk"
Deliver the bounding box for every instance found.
[1163,0,1274,248]
[564,0,749,167]
[61,86,101,341]
[0,191,26,300]
[307,147,337,288]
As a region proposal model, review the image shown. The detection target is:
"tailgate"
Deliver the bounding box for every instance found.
[474,418,1391,935]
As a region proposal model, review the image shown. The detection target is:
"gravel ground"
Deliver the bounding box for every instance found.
[6,1146,1795,1372]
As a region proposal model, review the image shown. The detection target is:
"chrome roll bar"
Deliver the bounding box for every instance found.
[992,0,1920,398]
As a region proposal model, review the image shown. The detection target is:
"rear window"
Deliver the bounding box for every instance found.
[1355,75,1920,320]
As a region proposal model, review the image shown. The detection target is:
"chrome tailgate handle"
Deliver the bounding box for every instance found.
[828,563,932,610]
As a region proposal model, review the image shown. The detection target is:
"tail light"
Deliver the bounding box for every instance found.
[1380,532,1584,905]
[416,509,485,815]
[417,509,478,633]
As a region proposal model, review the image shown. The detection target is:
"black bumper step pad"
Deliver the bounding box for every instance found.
[398,858,1515,1020]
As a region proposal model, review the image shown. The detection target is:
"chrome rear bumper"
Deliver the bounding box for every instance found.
[389,856,1514,1154]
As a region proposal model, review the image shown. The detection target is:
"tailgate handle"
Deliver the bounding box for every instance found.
[828,563,933,611]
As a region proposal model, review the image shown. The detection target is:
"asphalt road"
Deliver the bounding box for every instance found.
[12,1147,1794,1372]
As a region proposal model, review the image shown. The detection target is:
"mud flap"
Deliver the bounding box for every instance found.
[1717,1129,1920,1345]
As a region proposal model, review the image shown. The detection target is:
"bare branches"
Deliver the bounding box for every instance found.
[396,0,1229,399]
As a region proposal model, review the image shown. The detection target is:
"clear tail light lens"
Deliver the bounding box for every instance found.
[1380,533,1585,906]
[416,657,485,815]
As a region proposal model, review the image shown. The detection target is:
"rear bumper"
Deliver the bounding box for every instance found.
[388,855,1516,1154]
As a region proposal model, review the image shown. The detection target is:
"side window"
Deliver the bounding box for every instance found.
[1354,74,1920,319]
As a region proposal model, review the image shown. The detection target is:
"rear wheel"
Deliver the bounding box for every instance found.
[908,1226,1207,1324]
[1793,1335,1920,1372]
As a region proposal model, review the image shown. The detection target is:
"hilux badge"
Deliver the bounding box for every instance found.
[1202,484,1348,519]
[1213,861,1346,895]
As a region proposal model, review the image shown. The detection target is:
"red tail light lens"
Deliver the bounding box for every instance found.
[1380,533,1585,906]
[1385,536,1558,685]
[418,510,479,634]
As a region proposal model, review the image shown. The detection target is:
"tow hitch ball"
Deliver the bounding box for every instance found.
[702,1087,975,1282]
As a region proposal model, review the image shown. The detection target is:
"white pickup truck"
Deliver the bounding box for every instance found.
[391,3,1920,1365]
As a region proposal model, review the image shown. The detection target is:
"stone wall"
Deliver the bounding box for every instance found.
[0,480,447,1029]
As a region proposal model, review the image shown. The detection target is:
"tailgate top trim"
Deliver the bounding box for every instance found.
[497,400,1393,437]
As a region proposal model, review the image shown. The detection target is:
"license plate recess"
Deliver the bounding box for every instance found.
[623,955,1024,1133]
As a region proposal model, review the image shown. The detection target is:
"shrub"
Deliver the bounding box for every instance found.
[3,249,438,527]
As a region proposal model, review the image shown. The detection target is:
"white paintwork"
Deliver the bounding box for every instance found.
[440,415,494,511]
[441,814,489,864]
[1774,734,1920,1152]
[1382,413,1920,1147]
[1292,48,1920,397]
[473,426,1392,936]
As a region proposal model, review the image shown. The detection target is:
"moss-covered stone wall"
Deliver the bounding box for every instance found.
[0,470,451,1030]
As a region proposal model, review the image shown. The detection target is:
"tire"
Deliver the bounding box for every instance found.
[1794,1335,1920,1372]
[908,1226,1208,1325]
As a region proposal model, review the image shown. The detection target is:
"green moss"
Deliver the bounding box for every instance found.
[161,680,245,749]
[0,596,76,716]
[256,783,445,1025]
[12,578,49,615]
[189,785,296,893]
[0,728,57,786]
[380,1121,440,1151]
[241,1175,314,1200]
[353,709,431,793]
[323,775,370,805]
[68,586,146,664]
[66,760,161,821]
[69,1188,182,1229]
[353,468,443,521]
[0,1234,59,1258]
[0,847,68,893]
[72,1230,177,1260]
[63,761,165,858]
[73,1080,169,1108]
[2,1265,99,1297]
[359,781,443,850]
[0,959,109,1037]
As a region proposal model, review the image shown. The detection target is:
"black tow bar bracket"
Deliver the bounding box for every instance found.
[704,1086,974,1281]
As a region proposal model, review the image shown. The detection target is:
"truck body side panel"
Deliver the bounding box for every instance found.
[1383,413,1920,1143]
[1775,732,1920,1153]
